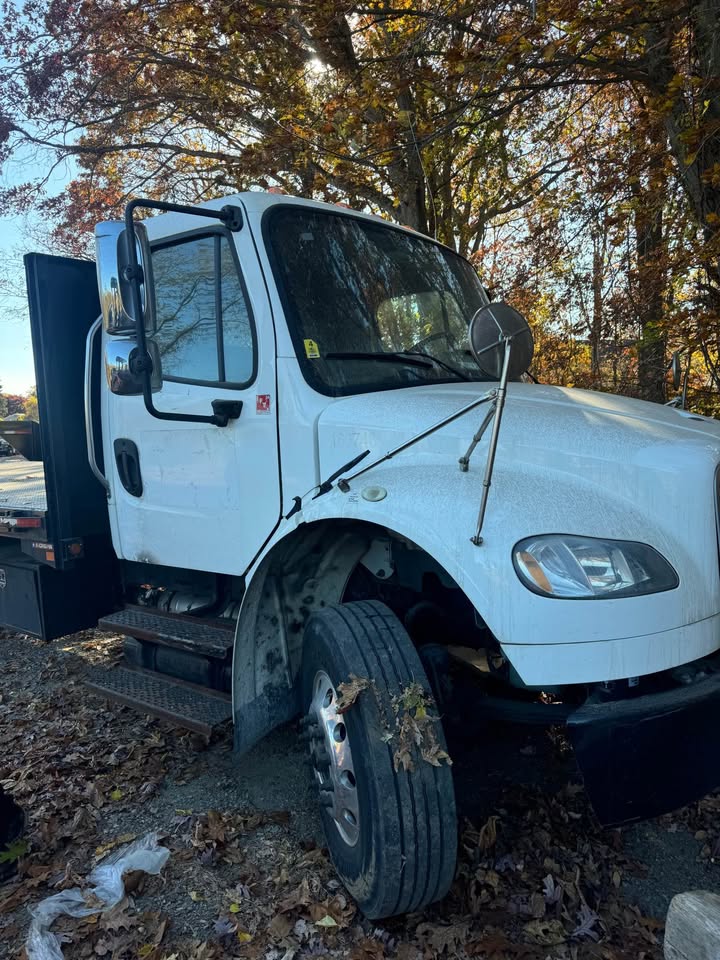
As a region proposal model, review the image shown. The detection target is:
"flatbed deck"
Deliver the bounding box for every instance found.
[0,456,47,514]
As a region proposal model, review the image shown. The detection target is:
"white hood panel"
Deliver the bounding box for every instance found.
[313,383,720,680]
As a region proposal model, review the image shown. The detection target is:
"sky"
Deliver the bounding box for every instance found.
[0,151,75,395]
[0,210,35,394]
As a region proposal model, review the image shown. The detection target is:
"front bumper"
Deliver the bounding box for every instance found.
[501,612,720,686]
[568,668,720,825]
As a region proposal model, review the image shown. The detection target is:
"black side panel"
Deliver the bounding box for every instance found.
[24,254,110,565]
[0,541,118,640]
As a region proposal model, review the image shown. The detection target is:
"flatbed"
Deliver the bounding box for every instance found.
[0,456,47,515]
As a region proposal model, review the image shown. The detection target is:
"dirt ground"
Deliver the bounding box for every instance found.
[0,629,718,960]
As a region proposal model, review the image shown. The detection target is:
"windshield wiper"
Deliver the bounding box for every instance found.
[325,351,432,368]
[324,350,470,380]
[403,350,471,381]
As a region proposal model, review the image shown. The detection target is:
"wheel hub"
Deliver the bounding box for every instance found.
[307,670,360,846]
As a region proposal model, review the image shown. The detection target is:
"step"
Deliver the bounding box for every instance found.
[98,606,234,659]
[85,667,233,735]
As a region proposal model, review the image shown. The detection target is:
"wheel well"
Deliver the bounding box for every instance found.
[232,518,488,753]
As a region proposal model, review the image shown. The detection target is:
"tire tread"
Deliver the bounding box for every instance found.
[314,600,456,916]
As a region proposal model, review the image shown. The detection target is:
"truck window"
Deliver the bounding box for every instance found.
[150,231,255,387]
[265,207,490,397]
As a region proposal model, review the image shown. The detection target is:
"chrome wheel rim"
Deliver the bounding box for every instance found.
[308,670,360,847]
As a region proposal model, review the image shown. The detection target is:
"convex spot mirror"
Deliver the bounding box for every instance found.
[95,221,155,334]
[469,301,534,380]
[106,339,162,396]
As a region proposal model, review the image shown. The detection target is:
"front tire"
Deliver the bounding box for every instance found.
[301,600,457,919]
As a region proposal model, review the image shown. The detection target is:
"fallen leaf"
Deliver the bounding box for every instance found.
[279,878,311,912]
[416,920,470,952]
[477,815,499,851]
[523,918,567,946]
[572,902,600,941]
[335,675,373,713]
[123,869,145,895]
[95,833,137,860]
[529,891,546,918]
[0,839,28,864]
[268,913,294,939]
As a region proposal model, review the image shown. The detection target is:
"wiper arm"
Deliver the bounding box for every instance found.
[324,351,432,368]
[402,350,471,381]
[323,351,470,381]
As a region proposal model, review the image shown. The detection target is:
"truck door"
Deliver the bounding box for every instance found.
[101,212,281,575]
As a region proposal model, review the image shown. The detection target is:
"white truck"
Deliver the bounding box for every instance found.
[1,191,720,918]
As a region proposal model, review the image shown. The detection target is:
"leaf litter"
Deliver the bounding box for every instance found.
[0,626,712,959]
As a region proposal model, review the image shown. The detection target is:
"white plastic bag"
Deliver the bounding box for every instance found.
[26,832,170,960]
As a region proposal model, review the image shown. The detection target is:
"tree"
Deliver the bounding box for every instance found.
[1,0,718,403]
[0,2,580,250]
[0,394,25,417]
[23,387,38,422]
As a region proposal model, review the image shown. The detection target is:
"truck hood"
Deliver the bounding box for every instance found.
[313,382,720,679]
[317,381,720,479]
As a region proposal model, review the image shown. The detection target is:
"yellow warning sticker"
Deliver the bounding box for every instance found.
[304,338,321,359]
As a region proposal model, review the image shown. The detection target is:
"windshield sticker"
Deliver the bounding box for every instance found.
[304,338,321,359]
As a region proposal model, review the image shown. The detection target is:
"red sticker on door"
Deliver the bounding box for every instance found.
[256,394,271,414]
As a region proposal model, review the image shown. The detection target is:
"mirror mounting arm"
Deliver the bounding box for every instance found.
[471,337,513,546]
[336,390,497,492]
[123,197,245,428]
[121,263,144,284]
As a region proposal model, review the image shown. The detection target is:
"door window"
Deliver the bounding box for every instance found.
[150,232,255,386]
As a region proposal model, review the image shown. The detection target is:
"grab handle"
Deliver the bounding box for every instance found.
[84,316,111,496]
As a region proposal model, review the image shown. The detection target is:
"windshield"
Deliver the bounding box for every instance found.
[266,207,491,396]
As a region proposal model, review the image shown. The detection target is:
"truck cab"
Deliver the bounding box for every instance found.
[2,191,720,919]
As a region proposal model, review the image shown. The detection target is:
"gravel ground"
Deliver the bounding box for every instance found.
[0,627,718,957]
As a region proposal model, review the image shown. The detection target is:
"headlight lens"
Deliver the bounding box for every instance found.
[513,535,679,599]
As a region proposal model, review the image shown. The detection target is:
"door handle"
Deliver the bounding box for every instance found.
[113,438,143,497]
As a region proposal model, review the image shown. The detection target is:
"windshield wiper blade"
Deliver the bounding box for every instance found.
[325,351,432,368]
[402,350,471,381]
[325,350,471,380]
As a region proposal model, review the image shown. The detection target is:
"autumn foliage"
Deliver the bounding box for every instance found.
[1,0,719,405]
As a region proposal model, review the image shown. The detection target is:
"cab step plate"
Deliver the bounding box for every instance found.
[98,606,234,659]
[85,667,232,735]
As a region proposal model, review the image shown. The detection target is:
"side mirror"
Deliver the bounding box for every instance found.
[671,350,682,391]
[94,221,155,334]
[105,339,162,396]
[469,301,534,380]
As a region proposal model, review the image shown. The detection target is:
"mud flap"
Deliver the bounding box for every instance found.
[568,672,720,826]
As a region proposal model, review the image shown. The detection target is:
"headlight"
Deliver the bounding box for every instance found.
[513,535,679,599]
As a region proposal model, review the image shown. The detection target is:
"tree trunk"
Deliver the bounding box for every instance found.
[631,113,668,404]
[394,91,429,235]
[634,202,667,403]
[590,234,603,382]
